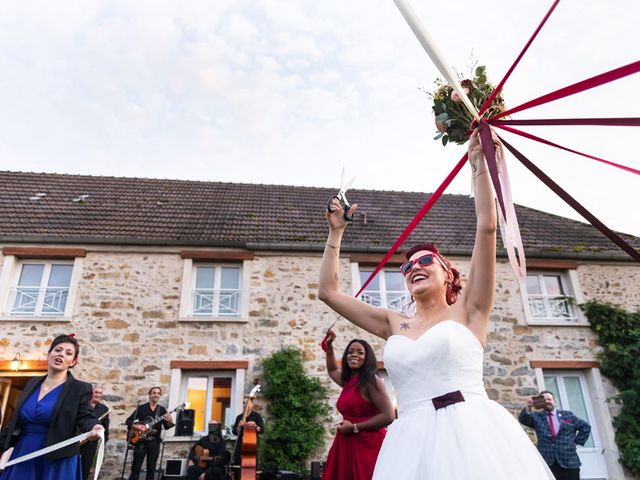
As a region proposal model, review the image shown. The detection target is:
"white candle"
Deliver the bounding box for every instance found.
[393,0,480,122]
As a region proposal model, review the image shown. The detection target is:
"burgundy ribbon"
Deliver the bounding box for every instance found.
[494,61,640,119]
[478,120,506,219]
[355,153,468,298]
[492,124,640,176]
[490,118,640,128]
[500,136,640,262]
[432,390,465,410]
[478,0,560,118]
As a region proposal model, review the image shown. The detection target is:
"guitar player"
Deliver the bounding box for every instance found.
[125,386,175,480]
[187,420,230,480]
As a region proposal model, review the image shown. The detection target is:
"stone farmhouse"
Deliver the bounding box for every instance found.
[0,171,638,479]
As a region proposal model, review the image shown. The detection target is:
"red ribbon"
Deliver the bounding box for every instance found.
[500,136,640,262]
[490,118,640,128]
[494,61,640,119]
[354,153,468,298]
[351,1,640,309]
[478,0,560,118]
[491,124,640,176]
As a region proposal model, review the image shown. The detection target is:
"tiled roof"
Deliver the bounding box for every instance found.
[1,171,638,260]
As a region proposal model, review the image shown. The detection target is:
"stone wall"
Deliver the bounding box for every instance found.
[0,247,638,478]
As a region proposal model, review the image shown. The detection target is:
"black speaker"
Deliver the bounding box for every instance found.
[176,409,194,436]
[310,461,324,480]
[259,471,302,480]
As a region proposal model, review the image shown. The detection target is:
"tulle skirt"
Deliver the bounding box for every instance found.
[373,395,554,480]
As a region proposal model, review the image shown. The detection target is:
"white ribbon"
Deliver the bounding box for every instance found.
[0,430,105,480]
[393,0,527,280]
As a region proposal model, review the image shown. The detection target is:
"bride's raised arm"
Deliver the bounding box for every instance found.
[318,198,393,340]
[461,129,498,342]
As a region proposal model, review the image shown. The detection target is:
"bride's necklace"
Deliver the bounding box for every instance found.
[413,316,438,330]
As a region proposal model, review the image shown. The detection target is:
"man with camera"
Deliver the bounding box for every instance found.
[519,391,591,480]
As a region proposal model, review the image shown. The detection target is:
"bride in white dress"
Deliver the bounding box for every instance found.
[319,129,554,479]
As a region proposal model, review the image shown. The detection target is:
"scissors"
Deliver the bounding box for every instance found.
[326,168,356,221]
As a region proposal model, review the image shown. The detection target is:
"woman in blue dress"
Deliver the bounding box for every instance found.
[0,334,103,480]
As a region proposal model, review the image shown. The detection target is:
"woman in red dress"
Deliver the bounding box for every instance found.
[322,329,394,480]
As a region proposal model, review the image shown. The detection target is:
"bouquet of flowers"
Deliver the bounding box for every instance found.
[429,65,506,146]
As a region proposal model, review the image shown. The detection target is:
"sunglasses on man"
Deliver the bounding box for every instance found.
[400,253,449,276]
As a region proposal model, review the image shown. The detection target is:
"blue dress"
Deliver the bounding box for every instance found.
[0,383,82,480]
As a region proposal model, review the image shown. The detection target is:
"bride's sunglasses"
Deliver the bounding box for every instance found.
[400,253,449,276]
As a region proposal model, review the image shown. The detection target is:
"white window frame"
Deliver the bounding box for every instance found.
[352,263,411,313]
[0,255,83,322]
[521,269,587,326]
[178,259,250,322]
[166,367,245,441]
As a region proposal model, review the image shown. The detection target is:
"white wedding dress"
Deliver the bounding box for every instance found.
[373,320,554,479]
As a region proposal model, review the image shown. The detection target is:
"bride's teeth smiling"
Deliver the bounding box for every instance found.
[412,274,428,283]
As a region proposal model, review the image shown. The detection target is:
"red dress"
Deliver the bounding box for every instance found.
[322,376,387,480]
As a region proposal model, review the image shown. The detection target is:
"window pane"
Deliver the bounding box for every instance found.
[210,377,232,428]
[220,268,240,289]
[359,269,379,290]
[526,275,541,295]
[564,376,594,448]
[18,264,44,286]
[543,275,564,296]
[195,267,215,289]
[48,265,73,287]
[385,271,405,292]
[186,377,208,433]
[543,376,560,401]
[360,269,381,306]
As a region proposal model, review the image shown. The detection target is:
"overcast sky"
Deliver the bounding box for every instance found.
[1,1,638,239]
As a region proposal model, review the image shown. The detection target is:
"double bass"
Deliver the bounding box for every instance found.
[234,383,261,480]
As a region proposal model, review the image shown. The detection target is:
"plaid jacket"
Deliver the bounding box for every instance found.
[519,408,591,469]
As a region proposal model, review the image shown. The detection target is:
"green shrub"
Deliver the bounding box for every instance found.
[259,347,331,473]
[582,300,640,474]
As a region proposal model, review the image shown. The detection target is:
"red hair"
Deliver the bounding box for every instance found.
[403,243,462,305]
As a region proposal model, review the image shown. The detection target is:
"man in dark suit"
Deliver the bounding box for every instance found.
[519,390,591,480]
[80,384,110,480]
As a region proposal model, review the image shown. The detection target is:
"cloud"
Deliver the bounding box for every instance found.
[0,0,637,237]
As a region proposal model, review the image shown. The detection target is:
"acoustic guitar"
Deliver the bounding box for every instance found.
[130,402,188,445]
[193,444,225,469]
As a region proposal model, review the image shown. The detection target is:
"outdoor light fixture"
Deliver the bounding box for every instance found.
[10,352,22,371]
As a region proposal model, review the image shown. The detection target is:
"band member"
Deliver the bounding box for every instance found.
[126,386,175,480]
[187,420,230,480]
[80,384,110,480]
[231,397,264,465]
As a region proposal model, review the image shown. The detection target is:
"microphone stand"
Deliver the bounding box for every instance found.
[120,400,141,480]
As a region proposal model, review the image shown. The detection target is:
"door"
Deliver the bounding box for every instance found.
[544,371,608,479]
[0,378,11,428]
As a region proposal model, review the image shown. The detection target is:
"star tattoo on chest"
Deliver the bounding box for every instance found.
[400,322,410,330]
